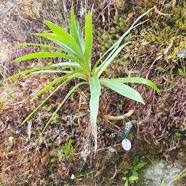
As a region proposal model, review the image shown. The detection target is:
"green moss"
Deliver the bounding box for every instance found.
[156,66,165,72]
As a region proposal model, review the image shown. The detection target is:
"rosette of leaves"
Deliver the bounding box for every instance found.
[10,6,159,150]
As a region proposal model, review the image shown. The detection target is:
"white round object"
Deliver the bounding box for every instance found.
[122,139,131,151]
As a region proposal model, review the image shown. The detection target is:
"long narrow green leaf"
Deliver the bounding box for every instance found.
[43,20,85,61]
[31,70,63,73]
[96,43,128,77]
[34,33,75,55]
[107,7,154,53]
[69,6,79,43]
[23,70,71,79]
[41,81,87,135]
[34,33,81,60]
[160,180,166,186]
[109,77,160,93]
[69,6,85,53]
[92,37,121,74]
[89,75,101,151]
[15,43,57,49]
[9,62,80,79]
[20,78,72,126]
[26,70,71,77]
[12,52,82,65]
[171,168,186,183]
[33,69,86,99]
[32,33,86,68]
[78,30,85,54]
[85,11,93,69]
[100,78,145,104]
[33,74,70,99]
[8,65,55,79]
[99,42,129,70]
[51,62,80,68]
[119,7,154,42]
[92,7,154,74]
[33,70,83,99]
[89,75,101,126]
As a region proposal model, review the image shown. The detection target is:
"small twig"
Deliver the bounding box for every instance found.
[110,165,117,180]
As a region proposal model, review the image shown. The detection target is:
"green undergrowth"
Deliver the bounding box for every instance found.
[94,3,186,77]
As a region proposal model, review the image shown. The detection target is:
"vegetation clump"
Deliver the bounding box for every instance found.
[9,5,159,151]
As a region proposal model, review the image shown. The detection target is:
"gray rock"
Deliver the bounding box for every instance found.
[142,159,183,186]
[177,49,186,58]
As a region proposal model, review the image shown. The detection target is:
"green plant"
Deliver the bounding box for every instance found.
[122,157,146,186]
[178,67,186,78]
[61,139,75,161]
[160,179,166,186]
[9,6,159,150]
[161,167,186,185]
[171,167,186,184]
